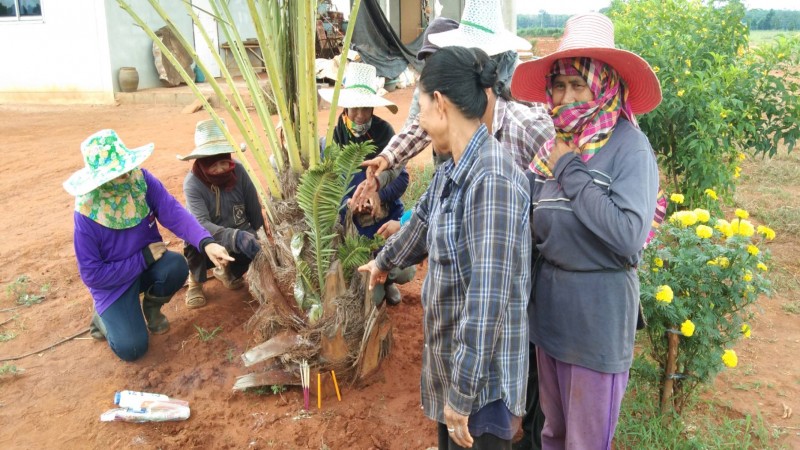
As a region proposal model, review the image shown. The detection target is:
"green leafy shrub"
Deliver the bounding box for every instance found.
[610,0,800,206]
[639,190,774,412]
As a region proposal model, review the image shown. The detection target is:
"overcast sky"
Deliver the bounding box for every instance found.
[517,0,800,15]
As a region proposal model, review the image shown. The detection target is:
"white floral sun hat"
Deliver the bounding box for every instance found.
[63,129,154,196]
[318,62,399,114]
[176,119,241,161]
[427,0,532,56]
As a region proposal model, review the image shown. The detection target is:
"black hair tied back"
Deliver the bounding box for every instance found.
[478,59,499,90]
[420,46,492,119]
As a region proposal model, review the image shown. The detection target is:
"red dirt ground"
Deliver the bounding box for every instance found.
[0,84,798,449]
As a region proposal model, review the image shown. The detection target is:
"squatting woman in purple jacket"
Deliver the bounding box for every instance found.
[64,129,232,361]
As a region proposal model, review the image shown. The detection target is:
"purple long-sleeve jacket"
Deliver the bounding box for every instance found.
[73,169,211,314]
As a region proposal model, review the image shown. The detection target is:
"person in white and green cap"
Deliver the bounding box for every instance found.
[65,130,233,362]
[178,119,266,309]
[319,62,415,306]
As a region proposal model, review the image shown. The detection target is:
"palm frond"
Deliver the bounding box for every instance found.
[295,141,374,300]
[337,235,374,280]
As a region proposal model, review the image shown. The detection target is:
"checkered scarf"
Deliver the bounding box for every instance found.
[531,57,635,177]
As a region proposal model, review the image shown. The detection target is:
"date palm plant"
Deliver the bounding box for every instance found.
[117,0,393,387]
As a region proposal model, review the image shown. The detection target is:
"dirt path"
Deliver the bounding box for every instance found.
[0,85,798,449]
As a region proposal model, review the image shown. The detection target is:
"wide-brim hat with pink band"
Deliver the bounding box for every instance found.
[511,13,662,114]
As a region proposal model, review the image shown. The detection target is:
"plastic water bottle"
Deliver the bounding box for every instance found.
[102,390,190,423]
[114,390,170,410]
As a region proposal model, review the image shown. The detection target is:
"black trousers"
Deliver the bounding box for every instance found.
[512,342,545,450]
[437,422,511,450]
[184,244,252,283]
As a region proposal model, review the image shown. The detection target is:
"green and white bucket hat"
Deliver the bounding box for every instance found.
[63,129,154,196]
[176,119,241,161]
[318,62,399,114]
[428,0,532,56]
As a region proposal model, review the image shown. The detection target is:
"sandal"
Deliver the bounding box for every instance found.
[185,282,207,309]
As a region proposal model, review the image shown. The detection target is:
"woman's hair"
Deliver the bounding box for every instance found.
[419,46,499,120]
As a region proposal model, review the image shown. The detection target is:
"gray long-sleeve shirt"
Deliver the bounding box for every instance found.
[183,162,264,252]
[529,119,659,374]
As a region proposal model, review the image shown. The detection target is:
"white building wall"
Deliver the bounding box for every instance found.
[104,0,193,93]
[0,1,114,104]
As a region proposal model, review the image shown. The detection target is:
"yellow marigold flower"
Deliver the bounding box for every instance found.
[778,52,785,59]
[719,257,730,268]
[685,59,692,68]
[735,209,749,219]
[715,219,734,238]
[707,258,718,266]
[731,218,755,237]
[693,209,710,223]
[757,225,776,241]
[670,193,684,204]
[747,244,759,256]
[677,89,685,97]
[738,152,747,161]
[654,257,664,268]
[733,166,741,178]
[656,285,674,303]
[737,46,745,57]
[743,270,753,282]
[653,66,660,73]
[704,188,718,200]
[757,262,768,271]
[720,110,728,119]
[670,211,698,228]
[741,324,751,338]
[696,225,713,239]
[681,319,696,337]
[722,349,738,368]
[685,69,691,75]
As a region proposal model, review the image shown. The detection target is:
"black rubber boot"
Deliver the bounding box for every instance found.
[142,291,171,334]
[385,283,402,306]
[89,312,107,341]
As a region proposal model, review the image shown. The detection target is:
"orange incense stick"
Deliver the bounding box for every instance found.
[331,370,342,401]
[317,372,322,409]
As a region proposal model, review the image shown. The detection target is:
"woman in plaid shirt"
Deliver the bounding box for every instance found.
[360,46,532,450]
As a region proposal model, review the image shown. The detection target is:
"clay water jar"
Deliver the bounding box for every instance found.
[118,67,139,92]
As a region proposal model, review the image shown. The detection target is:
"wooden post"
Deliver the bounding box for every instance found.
[661,331,680,416]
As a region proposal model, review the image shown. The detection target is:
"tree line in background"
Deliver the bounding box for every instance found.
[517,8,800,36]
[747,8,800,30]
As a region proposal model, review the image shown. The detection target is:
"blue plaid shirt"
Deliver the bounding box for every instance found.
[376,125,531,421]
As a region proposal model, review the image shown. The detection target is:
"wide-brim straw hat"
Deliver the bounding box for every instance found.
[511,13,662,114]
[427,0,532,56]
[177,119,241,161]
[63,129,154,196]
[319,62,398,114]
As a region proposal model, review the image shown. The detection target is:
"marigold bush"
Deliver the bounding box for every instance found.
[610,0,800,206]
[639,199,774,412]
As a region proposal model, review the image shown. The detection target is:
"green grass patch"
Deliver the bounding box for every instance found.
[0,363,22,377]
[0,331,16,342]
[615,353,781,449]
[194,324,222,342]
[403,163,436,210]
[4,275,49,307]
[781,300,800,314]
[749,30,800,47]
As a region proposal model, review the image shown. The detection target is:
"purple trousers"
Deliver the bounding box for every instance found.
[536,348,629,450]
